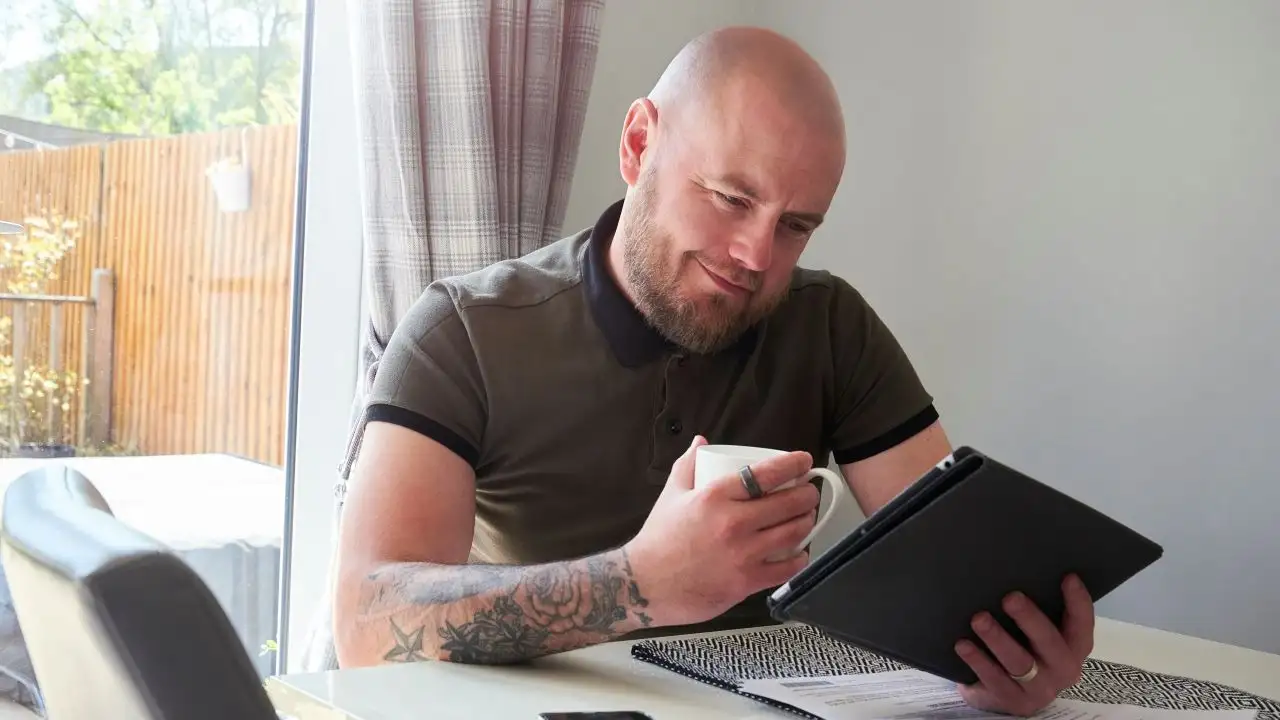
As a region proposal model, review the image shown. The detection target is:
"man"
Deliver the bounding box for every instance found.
[332,26,1094,716]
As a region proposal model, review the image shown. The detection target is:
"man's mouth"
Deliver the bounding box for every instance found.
[695,259,754,297]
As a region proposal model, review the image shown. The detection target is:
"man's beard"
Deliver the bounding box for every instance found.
[620,178,787,354]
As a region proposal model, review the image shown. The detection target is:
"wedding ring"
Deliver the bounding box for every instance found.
[1011,660,1039,684]
[738,465,764,499]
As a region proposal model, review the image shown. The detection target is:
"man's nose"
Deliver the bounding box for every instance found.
[727,224,774,274]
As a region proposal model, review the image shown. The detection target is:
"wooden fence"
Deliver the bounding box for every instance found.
[0,270,115,450]
[0,124,299,465]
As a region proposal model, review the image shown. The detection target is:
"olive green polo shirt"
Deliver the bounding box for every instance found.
[357,199,938,636]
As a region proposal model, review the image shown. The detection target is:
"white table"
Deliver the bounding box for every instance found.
[265,617,1280,720]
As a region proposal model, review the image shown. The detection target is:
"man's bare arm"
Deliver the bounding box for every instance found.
[839,419,953,515]
[335,424,818,667]
[333,422,655,667]
[351,550,654,664]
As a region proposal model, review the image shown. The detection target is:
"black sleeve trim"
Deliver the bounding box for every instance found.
[365,403,480,468]
[833,404,940,465]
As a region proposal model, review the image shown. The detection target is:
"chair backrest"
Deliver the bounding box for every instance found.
[0,464,279,720]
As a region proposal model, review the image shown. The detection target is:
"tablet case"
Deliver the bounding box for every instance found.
[767,446,1163,685]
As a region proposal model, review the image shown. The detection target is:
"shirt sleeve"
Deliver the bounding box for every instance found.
[827,277,938,465]
[354,281,487,469]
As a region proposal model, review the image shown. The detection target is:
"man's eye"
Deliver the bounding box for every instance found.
[785,221,812,235]
[715,191,746,208]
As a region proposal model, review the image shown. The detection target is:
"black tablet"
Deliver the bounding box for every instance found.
[767,446,1163,685]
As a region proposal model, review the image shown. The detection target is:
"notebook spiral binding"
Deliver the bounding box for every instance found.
[630,642,823,719]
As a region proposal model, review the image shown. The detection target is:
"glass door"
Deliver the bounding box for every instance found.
[0,0,308,680]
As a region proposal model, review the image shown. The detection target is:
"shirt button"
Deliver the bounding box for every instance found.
[667,419,683,435]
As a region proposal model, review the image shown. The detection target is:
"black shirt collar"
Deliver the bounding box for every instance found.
[582,199,759,368]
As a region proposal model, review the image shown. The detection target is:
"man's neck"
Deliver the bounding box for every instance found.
[605,225,641,309]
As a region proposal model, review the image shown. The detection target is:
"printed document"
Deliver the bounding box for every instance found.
[739,669,1257,720]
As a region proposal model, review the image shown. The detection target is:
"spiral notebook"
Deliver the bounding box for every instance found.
[630,625,1280,720]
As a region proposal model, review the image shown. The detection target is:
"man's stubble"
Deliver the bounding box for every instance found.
[619,169,787,355]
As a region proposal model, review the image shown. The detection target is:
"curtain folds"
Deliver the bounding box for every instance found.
[343,0,605,480]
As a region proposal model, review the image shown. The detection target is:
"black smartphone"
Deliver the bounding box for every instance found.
[538,713,654,719]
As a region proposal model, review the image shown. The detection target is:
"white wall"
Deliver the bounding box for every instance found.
[757,1,1280,653]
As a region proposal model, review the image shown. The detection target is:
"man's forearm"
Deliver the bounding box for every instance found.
[348,548,654,665]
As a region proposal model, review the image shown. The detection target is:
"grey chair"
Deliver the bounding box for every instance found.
[0,464,279,719]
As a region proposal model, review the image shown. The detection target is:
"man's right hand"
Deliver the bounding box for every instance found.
[624,435,820,628]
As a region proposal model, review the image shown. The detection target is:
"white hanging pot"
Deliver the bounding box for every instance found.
[207,162,252,213]
[206,129,252,213]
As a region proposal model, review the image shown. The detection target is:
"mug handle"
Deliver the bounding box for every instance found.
[794,468,852,552]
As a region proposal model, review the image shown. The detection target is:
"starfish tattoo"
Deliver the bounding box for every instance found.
[384,618,426,662]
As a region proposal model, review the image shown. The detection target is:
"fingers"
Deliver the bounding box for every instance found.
[751,549,809,589]
[1001,591,1073,673]
[955,637,1056,717]
[954,639,1023,704]
[956,683,1001,714]
[1061,574,1096,658]
[969,611,1038,681]
[741,483,820,531]
[666,435,707,492]
[746,510,816,560]
[706,450,814,500]
[955,581,1096,716]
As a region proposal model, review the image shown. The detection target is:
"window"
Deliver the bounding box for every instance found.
[0,0,318,679]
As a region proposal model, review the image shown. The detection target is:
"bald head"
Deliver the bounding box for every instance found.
[648,26,845,147]
[610,27,848,354]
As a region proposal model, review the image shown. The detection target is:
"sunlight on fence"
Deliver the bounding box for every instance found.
[0,125,298,465]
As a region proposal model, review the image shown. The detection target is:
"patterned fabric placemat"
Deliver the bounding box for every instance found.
[631,625,1280,720]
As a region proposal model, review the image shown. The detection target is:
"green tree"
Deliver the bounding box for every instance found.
[15,0,302,135]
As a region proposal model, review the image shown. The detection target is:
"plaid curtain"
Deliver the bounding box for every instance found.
[341,0,605,480]
[299,0,605,671]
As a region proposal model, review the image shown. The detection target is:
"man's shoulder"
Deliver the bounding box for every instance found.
[769,266,886,345]
[436,229,590,315]
[785,265,865,307]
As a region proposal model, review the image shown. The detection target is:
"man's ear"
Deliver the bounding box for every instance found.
[618,97,658,187]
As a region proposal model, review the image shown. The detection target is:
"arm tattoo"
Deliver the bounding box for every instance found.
[384,620,425,662]
[356,548,653,665]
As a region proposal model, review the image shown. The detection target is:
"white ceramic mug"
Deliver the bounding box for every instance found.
[694,444,852,558]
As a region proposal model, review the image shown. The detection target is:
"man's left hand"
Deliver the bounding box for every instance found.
[954,574,1095,716]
